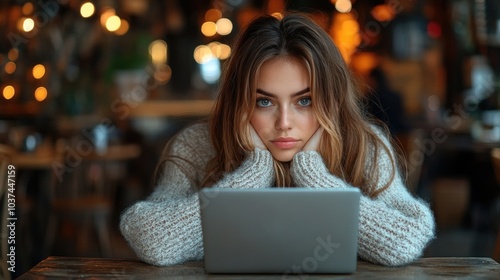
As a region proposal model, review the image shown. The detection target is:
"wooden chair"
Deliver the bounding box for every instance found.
[0,144,14,280]
[490,147,500,262]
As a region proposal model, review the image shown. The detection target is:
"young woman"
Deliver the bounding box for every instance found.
[120,13,435,267]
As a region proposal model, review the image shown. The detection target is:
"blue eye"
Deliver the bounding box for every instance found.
[298,97,312,107]
[256,98,272,108]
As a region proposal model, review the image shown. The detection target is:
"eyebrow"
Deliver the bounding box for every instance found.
[256,87,310,98]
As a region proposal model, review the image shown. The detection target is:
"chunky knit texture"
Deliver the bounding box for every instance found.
[120,122,435,267]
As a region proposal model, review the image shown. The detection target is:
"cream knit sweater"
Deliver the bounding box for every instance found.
[120,123,435,267]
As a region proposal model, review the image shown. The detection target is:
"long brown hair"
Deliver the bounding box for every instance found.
[202,13,397,197]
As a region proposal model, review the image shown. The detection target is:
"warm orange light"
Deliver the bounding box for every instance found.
[114,19,129,35]
[219,44,231,60]
[22,3,34,15]
[23,18,35,32]
[351,52,379,76]
[216,18,232,35]
[335,0,352,13]
[201,21,217,37]
[34,87,48,101]
[204,42,231,60]
[205,9,222,22]
[3,85,15,100]
[154,64,172,83]
[194,45,214,64]
[371,5,395,22]
[149,40,168,65]
[105,15,121,32]
[33,64,46,79]
[100,8,115,27]
[80,2,95,18]
[5,62,16,74]
[330,12,360,63]
[8,49,18,61]
[208,42,222,58]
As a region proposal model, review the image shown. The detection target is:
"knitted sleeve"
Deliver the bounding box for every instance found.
[290,132,435,266]
[119,124,275,266]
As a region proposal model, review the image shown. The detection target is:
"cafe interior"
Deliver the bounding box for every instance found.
[0,0,500,277]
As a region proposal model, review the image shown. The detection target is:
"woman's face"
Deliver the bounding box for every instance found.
[250,57,320,162]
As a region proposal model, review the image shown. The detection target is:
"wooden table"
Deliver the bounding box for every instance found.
[18,256,500,279]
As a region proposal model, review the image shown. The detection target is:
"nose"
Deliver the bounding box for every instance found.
[276,106,293,131]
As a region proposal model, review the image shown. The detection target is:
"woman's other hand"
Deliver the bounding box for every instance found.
[302,127,323,152]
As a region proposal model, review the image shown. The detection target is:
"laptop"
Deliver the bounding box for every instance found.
[198,188,361,274]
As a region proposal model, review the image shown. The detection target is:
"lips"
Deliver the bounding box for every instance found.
[270,137,299,149]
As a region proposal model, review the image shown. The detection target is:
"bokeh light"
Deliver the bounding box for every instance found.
[201,21,217,37]
[115,19,129,35]
[219,44,231,60]
[371,4,395,22]
[22,3,34,15]
[105,15,121,32]
[335,0,352,13]
[194,45,214,64]
[149,40,168,65]
[33,64,46,79]
[5,62,16,74]
[23,18,35,32]
[80,2,96,18]
[200,58,221,84]
[3,85,15,100]
[205,9,222,22]
[8,49,18,61]
[34,87,48,101]
[100,8,116,27]
[216,18,233,35]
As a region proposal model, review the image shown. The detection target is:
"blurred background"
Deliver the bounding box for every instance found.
[0,0,499,277]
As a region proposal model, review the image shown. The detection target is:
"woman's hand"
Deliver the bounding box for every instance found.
[249,124,267,150]
[302,127,324,152]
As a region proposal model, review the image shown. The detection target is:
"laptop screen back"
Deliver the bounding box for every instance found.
[199,188,361,274]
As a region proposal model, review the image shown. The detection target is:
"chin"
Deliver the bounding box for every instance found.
[270,150,298,163]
